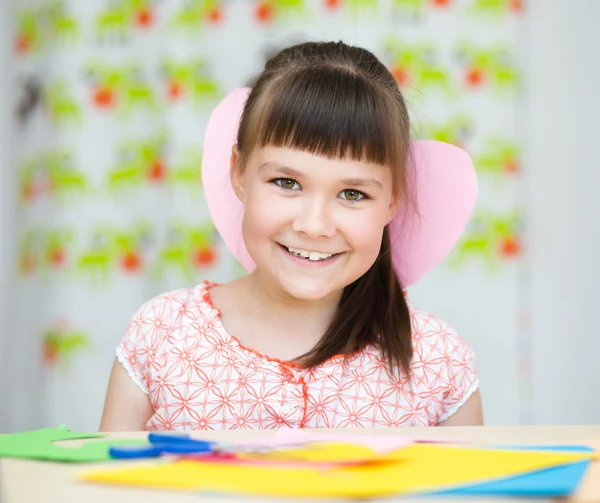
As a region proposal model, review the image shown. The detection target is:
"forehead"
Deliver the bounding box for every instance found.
[250,146,391,182]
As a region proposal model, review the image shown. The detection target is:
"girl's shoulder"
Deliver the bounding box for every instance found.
[404,304,479,423]
[121,280,219,345]
[407,303,477,379]
[408,303,473,352]
[116,281,221,394]
[134,280,216,316]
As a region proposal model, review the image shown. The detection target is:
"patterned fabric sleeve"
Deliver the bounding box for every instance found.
[434,323,480,424]
[115,292,174,396]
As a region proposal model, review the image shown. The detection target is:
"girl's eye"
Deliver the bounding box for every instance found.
[274,178,299,190]
[340,189,365,201]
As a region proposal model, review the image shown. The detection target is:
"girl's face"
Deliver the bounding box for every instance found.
[231,146,398,302]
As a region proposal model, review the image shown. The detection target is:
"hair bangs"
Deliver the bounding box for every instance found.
[249,67,404,170]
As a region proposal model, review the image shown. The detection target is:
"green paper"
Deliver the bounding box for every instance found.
[0,425,148,462]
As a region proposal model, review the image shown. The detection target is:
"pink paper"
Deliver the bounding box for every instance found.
[230,428,469,453]
[233,428,408,454]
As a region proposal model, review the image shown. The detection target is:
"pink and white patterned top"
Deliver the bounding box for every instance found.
[117,281,479,431]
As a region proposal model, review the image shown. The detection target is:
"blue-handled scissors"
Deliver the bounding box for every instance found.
[109,433,218,459]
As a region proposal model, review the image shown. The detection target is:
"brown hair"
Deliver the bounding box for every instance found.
[235,41,415,376]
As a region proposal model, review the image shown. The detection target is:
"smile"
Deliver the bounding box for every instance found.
[278,244,340,262]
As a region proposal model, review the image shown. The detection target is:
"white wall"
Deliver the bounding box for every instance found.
[527,1,600,424]
[0,0,15,433]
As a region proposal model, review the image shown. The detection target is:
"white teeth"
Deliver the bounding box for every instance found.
[286,246,335,261]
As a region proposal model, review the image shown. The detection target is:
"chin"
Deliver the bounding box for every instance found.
[276,277,344,302]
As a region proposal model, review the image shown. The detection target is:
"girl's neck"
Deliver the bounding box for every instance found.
[217,272,340,344]
[245,271,340,327]
[209,272,342,360]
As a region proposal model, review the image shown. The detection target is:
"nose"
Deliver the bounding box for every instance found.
[292,196,336,238]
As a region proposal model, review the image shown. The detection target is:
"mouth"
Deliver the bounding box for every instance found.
[278,243,341,262]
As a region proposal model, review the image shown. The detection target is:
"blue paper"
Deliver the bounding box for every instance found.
[429,445,593,498]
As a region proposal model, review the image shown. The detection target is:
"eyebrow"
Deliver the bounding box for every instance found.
[258,162,384,191]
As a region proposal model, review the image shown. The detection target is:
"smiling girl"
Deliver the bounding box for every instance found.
[100,40,483,432]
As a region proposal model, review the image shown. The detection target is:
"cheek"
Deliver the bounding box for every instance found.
[241,189,284,241]
[348,221,384,261]
[345,209,387,257]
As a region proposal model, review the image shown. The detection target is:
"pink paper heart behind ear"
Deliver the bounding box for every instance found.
[389,140,478,287]
[202,88,477,288]
[202,88,255,274]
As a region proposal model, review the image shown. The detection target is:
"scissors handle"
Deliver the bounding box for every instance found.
[159,442,213,454]
[148,433,215,446]
[148,432,215,454]
[148,433,192,444]
[108,445,163,459]
[108,434,217,459]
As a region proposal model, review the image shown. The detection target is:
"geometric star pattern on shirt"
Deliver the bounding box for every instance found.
[117,281,479,431]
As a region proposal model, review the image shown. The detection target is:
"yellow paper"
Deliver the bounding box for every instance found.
[82,444,594,498]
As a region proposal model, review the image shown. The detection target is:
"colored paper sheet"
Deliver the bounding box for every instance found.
[431,445,594,497]
[242,442,383,464]
[232,427,468,453]
[436,460,591,497]
[0,425,147,462]
[232,427,413,453]
[82,443,594,498]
